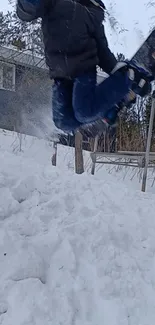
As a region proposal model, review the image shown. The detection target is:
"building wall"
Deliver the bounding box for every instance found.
[0,62,52,135]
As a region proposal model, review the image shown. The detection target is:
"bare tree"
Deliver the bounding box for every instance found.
[0,9,43,56]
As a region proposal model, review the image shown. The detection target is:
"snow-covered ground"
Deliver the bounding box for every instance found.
[0,129,155,325]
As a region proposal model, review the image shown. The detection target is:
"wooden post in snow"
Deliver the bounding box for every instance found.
[141,91,155,192]
[75,130,84,174]
[91,135,99,175]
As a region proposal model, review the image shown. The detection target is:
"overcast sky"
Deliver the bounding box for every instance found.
[0,0,153,58]
[104,0,153,59]
[0,0,11,12]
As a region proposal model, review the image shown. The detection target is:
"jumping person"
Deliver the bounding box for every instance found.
[16,0,152,136]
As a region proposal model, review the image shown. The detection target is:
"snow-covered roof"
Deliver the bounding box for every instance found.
[0,46,47,70]
[0,45,106,78]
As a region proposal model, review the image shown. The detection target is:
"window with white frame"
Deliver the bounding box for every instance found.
[0,61,15,91]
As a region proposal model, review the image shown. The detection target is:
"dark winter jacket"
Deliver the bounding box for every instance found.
[16,0,117,79]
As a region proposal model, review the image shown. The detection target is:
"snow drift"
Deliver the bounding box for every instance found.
[0,130,155,325]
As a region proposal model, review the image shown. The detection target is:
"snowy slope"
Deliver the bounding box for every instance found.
[0,130,155,325]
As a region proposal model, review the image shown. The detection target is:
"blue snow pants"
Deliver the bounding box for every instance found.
[52,69,132,132]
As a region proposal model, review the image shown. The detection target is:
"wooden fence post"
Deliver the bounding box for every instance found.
[75,131,84,174]
[91,135,99,175]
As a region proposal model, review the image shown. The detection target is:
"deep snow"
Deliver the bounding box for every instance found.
[0,129,155,325]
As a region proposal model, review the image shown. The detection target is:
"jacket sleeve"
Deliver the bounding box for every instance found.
[92,17,117,74]
[16,0,43,22]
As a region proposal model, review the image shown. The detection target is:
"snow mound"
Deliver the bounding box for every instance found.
[0,141,155,324]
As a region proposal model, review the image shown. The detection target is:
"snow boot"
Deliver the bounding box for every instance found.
[103,93,137,126]
[102,60,153,126]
